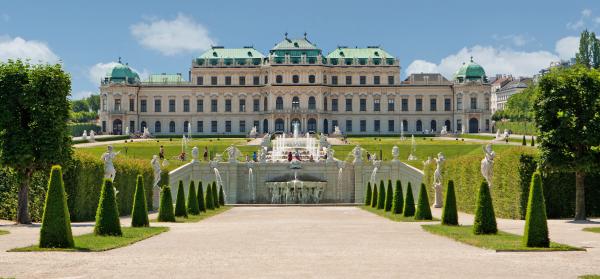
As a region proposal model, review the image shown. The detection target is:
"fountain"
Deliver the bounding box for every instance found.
[407,135,418,161]
[400,122,405,141]
[271,122,319,162]
[213,167,225,201]
[247,164,256,203]
[266,171,326,204]
[249,126,258,138]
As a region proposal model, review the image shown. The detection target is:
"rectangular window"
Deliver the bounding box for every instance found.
[225,99,232,112]
[331,76,338,85]
[183,99,190,112]
[225,121,231,132]
[154,99,161,112]
[345,76,352,85]
[388,99,395,111]
[388,120,394,132]
[239,76,245,85]
[374,99,380,112]
[197,99,203,112]
[360,120,366,132]
[457,97,463,110]
[114,99,121,111]
[360,99,366,112]
[211,121,218,133]
[430,98,437,111]
[416,98,423,111]
[102,121,106,132]
[346,120,353,132]
[332,120,338,130]
[388,75,394,85]
[129,121,135,132]
[197,121,203,133]
[129,99,134,112]
[374,76,380,85]
[360,76,366,85]
[211,99,218,112]
[402,98,408,111]
[471,97,477,109]
[239,99,246,112]
[140,100,147,112]
[211,76,217,85]
[345,98,352,112]
[332,98,338,111]
[169,99,175,112]
[253,76,260,85]
[444,98,451,111]
[457,119,462,132]
[197,76,203,85]
[253,121,259,131]
[374,120,380,132]
[264,75,268,84]
[253,99,260,112]
[239,120,246,133]
[225,76,232,85]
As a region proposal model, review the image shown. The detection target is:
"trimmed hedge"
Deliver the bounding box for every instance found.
[212,182,219,209]
[385,180,393,212]
[39,166,74,248]
[414,183,433,220]
[157,185,175,222]
[205,184,215,210]
[523,171,549,247]
[365,182,372,206]
[473,181,497,235]
[392,180,403,214]
[131,175,149,227]
[441,180,458,226]
[377,181,385,210]
[187,181,200,215]
[371,184,378,208]
[94,179,122,236]
[403,183,415,217]
[69,123,100,137]
[197,181,206,212]
[174,181,188,218]
[218,185,225,206]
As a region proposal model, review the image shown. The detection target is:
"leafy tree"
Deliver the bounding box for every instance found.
[212,182,219,209]
[157,185,175,222]
[414,183,433,220]
[39,165,74,248]
[187,181,200,215]
[385,180,393,212]
[377,180,385,210]
[197,181,206,212]
[205,183,215,210]
[533,65,600,220]
[131,175,149,227]
[94,179,122,236]
[365,182,372,206]
[0,60,72,224]
[71,99,89,112]
[403,183,415,217]
[441,180,458,226]
[87,94,100,112]
[523,171,549,247]
[392,180,403,214]
[576,30,600,69]
[218,185,225,206]
[473,181,497,235]
[371,183,378,208]
[174,181,187,218]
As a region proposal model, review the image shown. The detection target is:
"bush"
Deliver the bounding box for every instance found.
[371,184,378,208]
[530,136,535,147]
[94,179,122,236]
[377,181,385,210]
[157,185,175,222]
[197,181,206,212]
[212,182,219,209]
[403,183,415,217]
[39,166,74,248]
[131,175,149,227]
[218,185,225,206]
[68,123,100,137]
[522,135,526,146]
[392,180,404,214]
[187,181,200,215]
[385,180,393,212]
[473,181,497,235]
[174,181,188,218]
[441,180,458,225]
[414,183,433,220]
[365,182,372,205]
[205,184,215,210]
[523,171,549,247]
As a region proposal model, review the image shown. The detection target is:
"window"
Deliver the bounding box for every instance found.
[292,75,299,83]
[308,96,316,110]
[183,99,190,112]
[402,120,408,131]
[154,121,161,133]
[102,98,106,111]
[253,99,260,112]
[264,97,268,111]
[374,76,380,85]
[141,121,147,131]
[416,120,422,132]
[374,99,381,112]
[485,119,490,131]
[346,120,353,132]
[402,98,408,111]
[388,99,395,111]
[197,121,203,133]
[239,76,245,85]
[211,76,217,85]
[360,99,366,112]
[471,97,477,109]
[308,75,315,83]
[276,97,284,110]
[431,120,437,132]
[225,121,231,132]
[211,121,218,132]
[253,121,259,131]
[114,99,121,111]
[430,98,437,111]
[374,120,380,132]
[388,75,394,85]
[292,96,300,109]
[239,120,246,133]
[360,76,366,85]
[332,120,338,130]
[323,97,328,111]
[239,99,246,112]
[197,76,203,85]
[457,95,463,110]
[225,99,232,112]
[307,118,316,132]
[416,98,423,111]
[323,75,327,84]
[276,75,283,84]
[332,98,338,111]
[360,120,366,132]
[129,99,134,111]
[154,99,161,112]
[211,99,218,112]
[345,98,353,112]
[275,119,284,132]
[169,121,175,133]
[253,76,260,85]
[183,121,189,133]
[264,75,268,84]
[129,120,135,132]
[485,96,490,110]
[169,99,175,112]
[457,119,462,132]
[444,98,451,111]
[197,99,203,112]
[225,76,232,85]
[388,120,394,132]
[345,76,352,85]
[141,100,147,112]
[331,76,338,85]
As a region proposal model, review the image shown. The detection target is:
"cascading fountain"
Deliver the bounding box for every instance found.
[247,166,256,203]
[407,135,418,160]
[270,122,320,162]
[400,121,405,141]
[213,167,225,200]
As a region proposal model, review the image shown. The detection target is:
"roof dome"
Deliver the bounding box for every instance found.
[454,57,486,82]
[105,58,140,84]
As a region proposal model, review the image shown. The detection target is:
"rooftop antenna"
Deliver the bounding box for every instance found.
[118,57,122,63]
[284,32,288,39]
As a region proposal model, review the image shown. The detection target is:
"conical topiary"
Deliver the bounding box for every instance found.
[385,180,393,212]
[94,179,122,236]
[131,175,149,227]
[174,180,188,218]
[522,135,526,145]
[377,180,385,210]
[441,180,458,226]
[365,182,372,206]
[403,182,415,217]
[197,181,206,212]
[531,136,535,147]
[414,183,433,220]
[205,183,215,210]
[392,180,404,214]
[157,185,176,222]
[371,184,378,208]
[523,171,549,247]
[473,181,497,235]
[218,185,225,206]
[212,182,220,209]
[39,165,74,248]
[187,180,200,215]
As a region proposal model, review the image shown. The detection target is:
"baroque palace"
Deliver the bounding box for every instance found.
[99,34,491,136]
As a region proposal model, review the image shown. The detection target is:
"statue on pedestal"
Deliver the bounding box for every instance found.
[151,155,161,188]
[481,144,495,188]
[433,152,445,208]
[82,130,88,141]
[89,130,96,142]
[352,145,363,163]
[391,145,399,162]
[191,146,199,162]
[101,145,120,182]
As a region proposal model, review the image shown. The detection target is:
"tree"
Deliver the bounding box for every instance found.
[87,94,100,112]
[534,65,600,220]
[377,180,385,210]
[187,180,200,215]
[364,182,372,206]
[218,185,225,206]
[403,183,415,217]
[441,180,458,226]
[473,181,497,235]
[576,30,600,69]
[414,183,433,220]
[39,165,73,248]
[174,181,188,218]
[205,183,215,210]
[212,182,219,209]
[385,180,393,212]
[523,171,550,247]
[71,99,89,112]
[157,185,175,222]
[0,60,72,224]
[94,179,122,236]
[131,175,149,227]
[392,180,403,214]
[197,181,206,212]
[371,183,378,208]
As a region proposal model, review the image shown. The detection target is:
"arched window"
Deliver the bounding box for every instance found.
[444,120,451,131]
[169,121,176,133]
[308,96,316,110]
[275,118,284,132]
[307,118,317,132]
[184,121,189,133]
[292,96,300,109]
[292,75,299,83]
[308,75,315,83]
[155,121,161,133]
[430,120,437,132]
[323,119,329,134]
[402,120,408,131]
[141,121,147,131]
[416,120,422,132]
[276,97,283,110]
[263,119,269,133]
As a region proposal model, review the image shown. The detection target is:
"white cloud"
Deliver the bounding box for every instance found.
[88,62,149,85]
[567,8,596,30]
[130,14,216,56]
[582,9,592,17]
[492,34,534,47]
[555,36,579,60]
[405,60,439,75]
[72,90,95,100]
[0,36,59,63]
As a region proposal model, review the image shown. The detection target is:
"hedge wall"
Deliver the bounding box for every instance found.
[0,168,48,221]
[69,123,100,137]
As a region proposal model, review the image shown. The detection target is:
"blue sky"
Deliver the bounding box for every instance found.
[0,0,597,99]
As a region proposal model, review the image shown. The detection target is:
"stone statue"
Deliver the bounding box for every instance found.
[82,130,88,141]
[391,145,399,162]
[142,127,150,138]
[89,130,96,142]
[226,145,238,163]
[326,147,335,163]
[125,126,130,135]
[333,126,342,137]
[319,133,329,148]
[440,126,448,136]
[151,155,161,188]
[433,152,445,208]
[101,145,120,182]
[191,146,199,162]
[261,134,270,148]
[249,126,257,138]
[352,145,362,163]
[423,156,432,166]
[481,144,495,187]
[259,147,267,163]
[503,129,509,140]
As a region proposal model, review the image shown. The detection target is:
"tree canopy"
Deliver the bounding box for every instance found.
[576,30,600,69]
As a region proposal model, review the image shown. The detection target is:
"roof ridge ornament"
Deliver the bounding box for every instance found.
[118,56,122,63]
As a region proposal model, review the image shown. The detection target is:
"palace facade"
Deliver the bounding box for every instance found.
[99,34,491,136]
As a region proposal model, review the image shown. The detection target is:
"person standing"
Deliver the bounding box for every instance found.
[203,146,208,161]
[159,145,164,160]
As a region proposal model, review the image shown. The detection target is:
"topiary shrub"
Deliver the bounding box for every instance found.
[218,185,225,206]
[94,179,122,236]
[131,175,149,227]
[212,182,220,209]
[187,181,200,215]
[522,135,526,146]
[385,180,393,212]
[414,183,433,220]
[392,180,404,214]
[403,182,415,217]
[365,182,372,206]
[39,165,74,248]
[371,183,378,208]
[205,183,215,210]
[174,181,188,218]
[473,181,497,235]
[157,185,175,222]
[523,171,549,247]
[530,136,535,147]
[377,181,385,210]
[197,181,206,212]
[441,180,458,225]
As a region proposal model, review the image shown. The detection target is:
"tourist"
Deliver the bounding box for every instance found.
[203,146,208,161]
[253,151,257,162]
[309,154,314,162]
[159,146,164,160]
[287,151,293,162]
[367,152,371,161]
[295,151,301,161]
[245,154,249,162]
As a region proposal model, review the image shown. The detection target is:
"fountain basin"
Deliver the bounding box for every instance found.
[266,181,326,204]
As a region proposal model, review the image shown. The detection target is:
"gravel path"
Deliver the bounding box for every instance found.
[1,207,600,278]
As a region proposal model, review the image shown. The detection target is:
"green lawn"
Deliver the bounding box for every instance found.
[360,206,438,222]
[458,134,525,143]
[422,224,582,252]
[10,227,168,252]
[579,275,600,279]
[0,230,8,235]
[582,227,600,233]
[151,206,231,223]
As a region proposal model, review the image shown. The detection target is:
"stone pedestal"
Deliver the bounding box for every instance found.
[152,187,160,210]
[433,182,443,208]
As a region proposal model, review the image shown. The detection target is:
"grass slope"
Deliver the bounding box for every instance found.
[152,206,231,223]
[0,230,8,235]
[360,206,438,222]
[583,227,600,233]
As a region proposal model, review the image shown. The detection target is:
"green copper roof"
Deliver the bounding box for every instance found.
[198,46,265,59]
[326,47,394,59]
[454,57,486,81]
[147,73,185,83]
[106,61,140,83]
[272,36,319,50]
